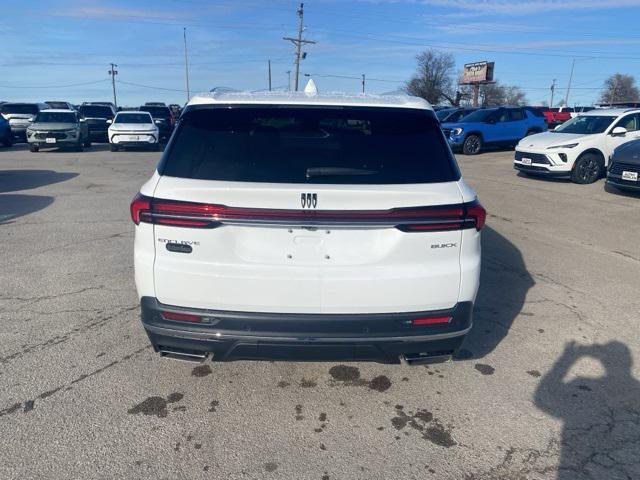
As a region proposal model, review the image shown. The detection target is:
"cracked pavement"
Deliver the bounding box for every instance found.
[1,144,639,479]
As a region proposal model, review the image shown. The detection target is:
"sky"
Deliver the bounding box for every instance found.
[2,0,640,107]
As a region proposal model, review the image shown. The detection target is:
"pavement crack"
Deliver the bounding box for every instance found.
[0,345,151,419]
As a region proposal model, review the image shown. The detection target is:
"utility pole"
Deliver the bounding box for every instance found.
[472,84,480,108]
[550,79,557,108]
[286,70,291,91]
[183,28,191,103]
[361,74,365,94]
[283,3,316,91]
[564,59,575,107]
[268,60,272,91]
[108,63,118,109]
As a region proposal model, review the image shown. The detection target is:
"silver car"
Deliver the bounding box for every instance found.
[26,109,91,152]
[1,102,49,141]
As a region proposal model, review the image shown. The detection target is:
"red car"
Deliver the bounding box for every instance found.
[535,107,572,128]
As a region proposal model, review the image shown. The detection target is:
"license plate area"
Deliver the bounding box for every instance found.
[622,171,638,181]
[521,157,532,166]
[45,138,56,144]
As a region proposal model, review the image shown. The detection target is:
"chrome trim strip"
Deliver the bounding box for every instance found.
[147,212,473,229]
[144,323,472,343]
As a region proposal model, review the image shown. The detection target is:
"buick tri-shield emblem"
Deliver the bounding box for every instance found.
[301,193,318,208]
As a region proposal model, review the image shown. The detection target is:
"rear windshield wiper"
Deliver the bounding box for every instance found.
[306,167,378,178]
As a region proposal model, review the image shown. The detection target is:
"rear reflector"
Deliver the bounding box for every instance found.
[161,311,202,323]
[412,316,452,326]
[130,193,487,232]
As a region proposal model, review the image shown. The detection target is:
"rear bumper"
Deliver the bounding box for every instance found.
[140,296,473,363]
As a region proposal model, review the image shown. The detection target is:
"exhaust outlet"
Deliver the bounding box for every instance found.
[159,347,209,363]
[400,351,453,366]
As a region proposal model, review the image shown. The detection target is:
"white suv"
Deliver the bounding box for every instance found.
[131,87,485,365]
[108,111,159,151]
[514,108,640,184]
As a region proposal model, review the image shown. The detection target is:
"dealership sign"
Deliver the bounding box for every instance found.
[461,61,495,84]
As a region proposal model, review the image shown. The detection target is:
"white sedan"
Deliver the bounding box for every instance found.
[514,108,640,184]
[108,111,160,151]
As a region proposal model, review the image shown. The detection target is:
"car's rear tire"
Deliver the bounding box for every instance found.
[571,153,603,184]
[29,144,39,152]
[462,135,482,155]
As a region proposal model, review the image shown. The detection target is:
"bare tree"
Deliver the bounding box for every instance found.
[466,82,527,106]
[599,74,639,104]
[405,49,457,105]
[504,85,527,106]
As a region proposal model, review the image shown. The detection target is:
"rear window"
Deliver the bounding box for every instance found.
[79,106,113,118]
[2,103,40,115]
[46,102,69,109]
[140,106,171,118]
[160,107,460,185]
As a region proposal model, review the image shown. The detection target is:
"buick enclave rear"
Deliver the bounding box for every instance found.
[131,90,485,365]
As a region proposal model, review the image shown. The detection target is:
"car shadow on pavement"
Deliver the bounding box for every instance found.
[0,194,54,224]
[0,169,78,194]
[0,143,29,152]
[534,341,640,479]
[0,169,77,223]
[457,225,535,359]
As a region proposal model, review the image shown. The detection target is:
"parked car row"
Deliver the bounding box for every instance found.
[0,100,182,151]
[514,108,640,189]
[437,104,638,194]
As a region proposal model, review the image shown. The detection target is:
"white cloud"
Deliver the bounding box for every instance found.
[54,6,193,21]
[357,0,640,16]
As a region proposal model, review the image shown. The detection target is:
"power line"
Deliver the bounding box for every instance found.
[0,79,109,89]
[304,72,404,83]
[309,26,640,61]
[116,79,187,92]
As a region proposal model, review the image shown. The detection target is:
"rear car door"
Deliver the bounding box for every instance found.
[507,108,528,140]
[150,106,470,314]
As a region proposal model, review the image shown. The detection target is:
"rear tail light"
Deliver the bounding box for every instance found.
[465,201,487,231]
[412,316,452,326]
[160,311,202,323]
[130,192,151,225]
[130,193,487,232]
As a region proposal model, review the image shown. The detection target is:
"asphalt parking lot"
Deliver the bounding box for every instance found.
[1,144,639,480]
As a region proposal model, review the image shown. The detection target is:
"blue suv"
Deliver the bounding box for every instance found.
[0,114,12,147]
[442,107,547,155]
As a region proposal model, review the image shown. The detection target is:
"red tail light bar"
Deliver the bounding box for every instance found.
[160,310,203,323]
[130,193,486,232]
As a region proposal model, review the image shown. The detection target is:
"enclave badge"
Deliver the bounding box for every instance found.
[301,193,318,208]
